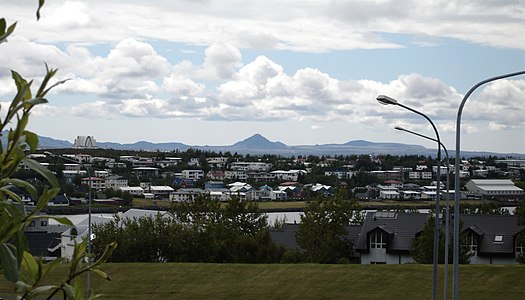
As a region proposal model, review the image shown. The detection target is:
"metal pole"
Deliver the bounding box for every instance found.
[453,71,525,300]
[395,102,441,300]
[45,151,93,297]
[395,126,450,299]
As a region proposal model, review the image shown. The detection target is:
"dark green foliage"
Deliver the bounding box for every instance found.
[295,191,361,263]
[93,195,285,263]
[410,217,471,264]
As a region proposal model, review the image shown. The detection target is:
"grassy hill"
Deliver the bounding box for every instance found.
[1,263,524,299]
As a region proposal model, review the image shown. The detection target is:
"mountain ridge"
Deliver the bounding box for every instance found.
[19,133,525,158]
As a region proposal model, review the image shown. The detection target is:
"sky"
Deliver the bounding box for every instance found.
[1,0,525,154]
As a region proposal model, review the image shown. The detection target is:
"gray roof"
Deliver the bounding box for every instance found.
[356,212,525,256]
[24,231,61,258]
[461,214,523,255]
[270,223,363,251]
[356,212,429,253]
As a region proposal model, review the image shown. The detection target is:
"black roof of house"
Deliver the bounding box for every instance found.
[24,231,61,258]
[461,214,523,255]
[356,211,429,254]
[270,223,363,251]
[355,212,525,256]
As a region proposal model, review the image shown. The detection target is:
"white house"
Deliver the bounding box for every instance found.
[105,175,128,190]
[118,186,144,196]
[181,169,205,180]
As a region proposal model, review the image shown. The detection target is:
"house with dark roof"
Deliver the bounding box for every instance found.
[355,212,525,265]
[356,212,428,264]
[460,214,524,264]
[269,223,362,256]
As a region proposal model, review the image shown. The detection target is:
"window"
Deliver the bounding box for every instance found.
[516,241,525,255]
[40,220,48,227]
[370,231,387,249]
[494,235,503,243]
[463,232,478,254]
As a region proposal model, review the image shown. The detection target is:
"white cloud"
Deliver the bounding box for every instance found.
[5,0,523,52]
[199,42,242,80]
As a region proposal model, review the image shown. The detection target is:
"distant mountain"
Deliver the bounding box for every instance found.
[97,141,190,151]
[23,132,525,158]
[231,134,287,149]
[35,136,72,149]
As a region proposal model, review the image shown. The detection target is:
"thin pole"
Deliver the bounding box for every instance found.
[453,71,525,300]
[393,103,441,300]
[45,151,93,297]
[395,126,450,299]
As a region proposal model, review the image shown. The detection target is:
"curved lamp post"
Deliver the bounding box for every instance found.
[377,95,442,300]
[453,70,525,300]
[45,151,93,297]
[395,126,451,300]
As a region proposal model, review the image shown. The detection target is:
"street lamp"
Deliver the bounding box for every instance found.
[45,151,93,297]
[452,70,525,300]
[377,95,442,300]
[395,126,451,300]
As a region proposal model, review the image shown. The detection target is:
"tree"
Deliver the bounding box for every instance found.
[410,217,471,264]
[94,195,284,263]
[295,191,361,263]
[0,4,115,299]
[515,200,525,264]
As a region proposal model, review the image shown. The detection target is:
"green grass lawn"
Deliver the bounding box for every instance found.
[2,263,524,299]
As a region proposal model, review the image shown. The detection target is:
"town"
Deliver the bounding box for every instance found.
[14,135,525,267]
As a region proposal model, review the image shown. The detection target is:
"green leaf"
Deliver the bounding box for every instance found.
[0,243,19,282]
[41,257,62,280]
[0,20,16,43]
[15,280,32,294]
[23,97,48,106]
[72,276,84,300]
[0,178,38,202]
[91,242,117,268]
[23,130,39,152]
[11,71,31,100]
[22,158,59,187]
[21,251,39,284]
[0,18,6,34]
[33,187,60,213]
[37,0,46,21]
[91,268,112,281]
[63,283,76,300]
[27,285,60,298]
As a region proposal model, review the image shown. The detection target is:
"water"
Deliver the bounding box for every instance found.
[48,207,517,226]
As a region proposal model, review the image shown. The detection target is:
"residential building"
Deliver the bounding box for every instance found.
[118,186,144,196]
[169,188,205,202]
[355,212,525,265]
[181,169,205,180]
[356,211,429,264]
[230,162,272,172]
[133,167,159,179]
[147,185,175,199]
[105,175,129,190]
[207,170,226,181]
[225,170,248,181]
[272,170,307,181]
[80,177,105,191]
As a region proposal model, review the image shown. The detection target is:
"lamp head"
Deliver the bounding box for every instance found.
[376,95,398,105]
[394,126,405,131]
